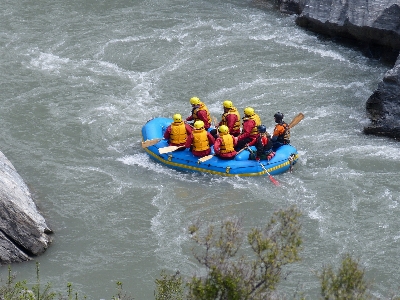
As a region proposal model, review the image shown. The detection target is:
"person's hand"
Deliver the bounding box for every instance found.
[255,156,260,162]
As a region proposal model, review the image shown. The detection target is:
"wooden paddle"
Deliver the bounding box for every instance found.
[288,113,304,129]
[198,144,247,163]
[247,147,279,186]
[198,154,214,163]
[141,138,162,148]
[259,162,280,186]
[159,145,185,154]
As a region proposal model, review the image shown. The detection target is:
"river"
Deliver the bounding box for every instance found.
[1,0,399,299]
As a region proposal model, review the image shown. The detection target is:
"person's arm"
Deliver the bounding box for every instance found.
[247,137,257,147]
[163,126,171,140]
[186,115,194,122]
[266,136,273,150]
[213,138,221,155]
[207,132,215,146]
[185,124,193,134]
[185,134,193,148]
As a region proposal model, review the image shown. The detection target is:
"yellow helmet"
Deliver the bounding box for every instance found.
[173,113,182,122]
[244,107,255,116]
[223,100,233,109]
[194,120,204,129]
[218,125,229,135]
[190,97,201,105]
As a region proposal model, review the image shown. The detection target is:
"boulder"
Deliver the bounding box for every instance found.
[295,0,400,62]
[0,150,52,264]
[278,0,305,15]
[364,56,400,139]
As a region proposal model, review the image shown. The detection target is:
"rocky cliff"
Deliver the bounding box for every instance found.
[364,56,400,138]
[0,151,52,264]
[268,0,400,140]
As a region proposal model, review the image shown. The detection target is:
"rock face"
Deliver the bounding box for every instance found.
[268,0,400,139]
[295,0,400,51]
[0,150,52,264]
[364,56,400,139]
[278,0,306,15]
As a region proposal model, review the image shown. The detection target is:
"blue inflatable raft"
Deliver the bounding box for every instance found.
[141,117,299,177]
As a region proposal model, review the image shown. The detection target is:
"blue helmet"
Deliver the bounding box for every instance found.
[257,125,267,133]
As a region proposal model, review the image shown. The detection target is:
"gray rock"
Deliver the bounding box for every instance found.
[0,231,30,264]
[364,56,400,139]
[279,0,305,15]
[296,0,400,50]
[0,150,52,264]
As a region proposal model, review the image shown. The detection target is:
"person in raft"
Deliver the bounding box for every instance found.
[271,112,290,151]
[163,113,193,149]
[213,125,238,160]
[234,106,262,151]
[210,100,241,139]
[185,120,215,157]
[249,125,275,161]
[185,96,212,130]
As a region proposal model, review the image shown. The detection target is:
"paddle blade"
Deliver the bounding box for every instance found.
[269,175,280,186]
[142,138,161,148]
[288,113,304,129]
[198,155,214,163]
[259,162,280,186]
[159,145,183,154]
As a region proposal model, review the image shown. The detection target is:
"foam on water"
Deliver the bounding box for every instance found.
[29,51,70,73]
[1,0,398,298]
[119,154,171,175]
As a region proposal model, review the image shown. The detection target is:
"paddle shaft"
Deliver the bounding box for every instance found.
[247,147,280,186]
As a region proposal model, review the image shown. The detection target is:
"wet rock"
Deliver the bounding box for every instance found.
[0,150,52,264]
[0,231,30,264]
[295,1,400,47]
[364,56,400,139]
[279,0,305,15]
[295,0,400,62]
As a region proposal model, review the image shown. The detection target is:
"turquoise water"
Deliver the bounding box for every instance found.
[1,0,399,298]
